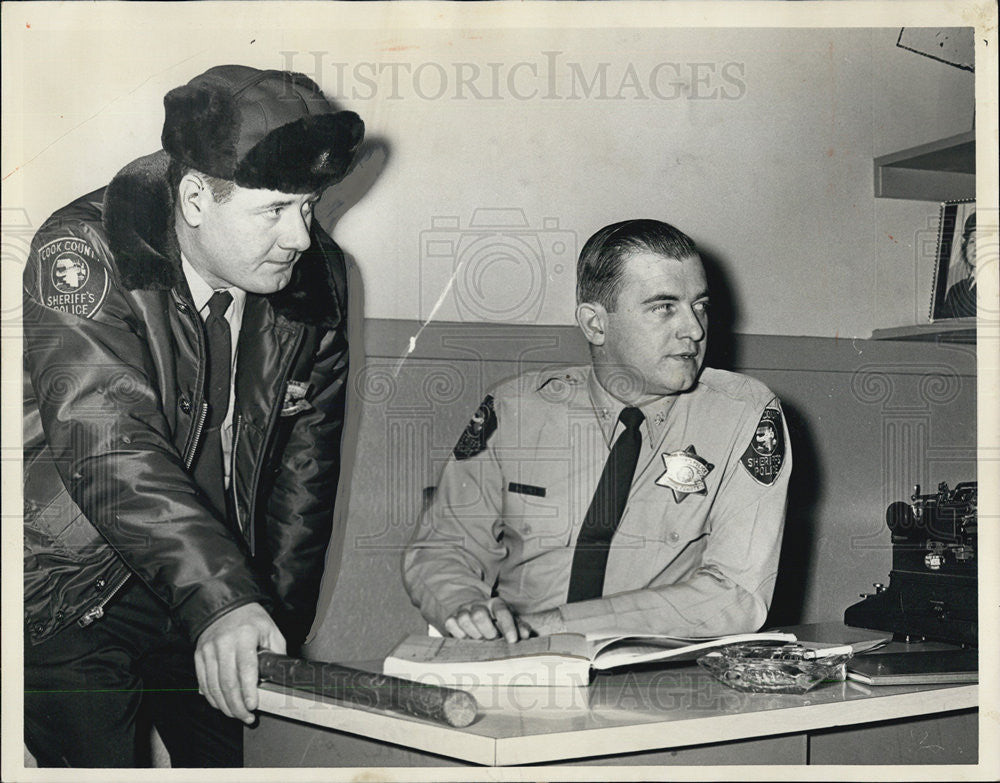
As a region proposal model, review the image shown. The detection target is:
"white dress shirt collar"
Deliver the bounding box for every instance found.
[180,255,246,323]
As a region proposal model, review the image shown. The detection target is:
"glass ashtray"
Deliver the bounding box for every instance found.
[697,642,852,694]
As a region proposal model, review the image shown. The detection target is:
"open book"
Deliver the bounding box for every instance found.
[384,630,801,688]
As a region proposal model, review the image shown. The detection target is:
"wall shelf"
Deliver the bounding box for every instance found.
[874,130,975,201]
[870,319,976,344]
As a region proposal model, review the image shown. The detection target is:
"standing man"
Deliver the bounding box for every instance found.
[23,65,363,767]
[404,219,791,643]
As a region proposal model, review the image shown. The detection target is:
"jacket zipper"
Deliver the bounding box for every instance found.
[184,401,210,470]
[231,412,243,534]
[175,291,209,470]
[77,572,131,627]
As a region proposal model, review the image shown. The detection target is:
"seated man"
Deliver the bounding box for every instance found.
[403,219,791,641]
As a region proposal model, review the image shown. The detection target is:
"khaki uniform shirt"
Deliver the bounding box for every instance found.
[403,365,791,637]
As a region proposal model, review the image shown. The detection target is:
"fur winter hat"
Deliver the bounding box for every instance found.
[161,65,364,193]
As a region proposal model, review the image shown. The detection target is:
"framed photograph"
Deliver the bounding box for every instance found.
[930,199,977,320]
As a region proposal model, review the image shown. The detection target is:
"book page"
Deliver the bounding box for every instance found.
[584,631,720,649]
[767,622,893,655]
[591,632,798,670]
[586,630,799,656]
[388,633,592,665]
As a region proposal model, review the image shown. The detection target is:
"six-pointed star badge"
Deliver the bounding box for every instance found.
[655,445,714,503]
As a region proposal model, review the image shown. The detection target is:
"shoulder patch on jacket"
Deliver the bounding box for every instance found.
[740,406,785,485]
[453,395,498,461]
[36,236,109,319]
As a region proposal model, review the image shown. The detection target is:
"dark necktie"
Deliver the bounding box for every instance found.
[191,290,232,516]
[567,406,645,603]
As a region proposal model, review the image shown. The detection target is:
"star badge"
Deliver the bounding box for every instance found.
[655,445,714,503]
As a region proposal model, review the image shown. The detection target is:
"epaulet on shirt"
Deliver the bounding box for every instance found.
[533,367,587,393]
[452,368,585,461]
[698,367,776,409]
[479,366,586,399]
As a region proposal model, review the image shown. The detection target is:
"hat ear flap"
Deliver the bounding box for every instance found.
[161,84,240,178]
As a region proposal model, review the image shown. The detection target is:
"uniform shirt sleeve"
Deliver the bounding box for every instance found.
[402,394,507,632]
[558,398,792,637]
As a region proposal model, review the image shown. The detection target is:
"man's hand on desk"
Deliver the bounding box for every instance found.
[443,600,566,643]
[444,597,530,643]
[194,602,286,724]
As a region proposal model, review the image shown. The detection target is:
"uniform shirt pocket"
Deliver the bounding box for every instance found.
[501,482,574,553]
[619,493,712,551]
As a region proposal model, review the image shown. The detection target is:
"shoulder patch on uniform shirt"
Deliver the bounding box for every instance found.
[453,395,498,461]
[36,236,109,319]
[741,407,785,485]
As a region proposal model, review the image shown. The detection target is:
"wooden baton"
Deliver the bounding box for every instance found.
[257,651,478,728]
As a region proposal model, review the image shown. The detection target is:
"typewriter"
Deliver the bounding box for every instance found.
[844,481,977,646]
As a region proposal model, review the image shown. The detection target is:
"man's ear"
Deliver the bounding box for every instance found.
[176,172,210,228]
[575,301,608,346]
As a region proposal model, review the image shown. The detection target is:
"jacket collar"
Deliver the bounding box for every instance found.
[102,150,343,330]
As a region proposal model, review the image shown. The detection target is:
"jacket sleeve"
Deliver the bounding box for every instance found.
[260,251,350,652]
[402,394,507,632]
[557,399,792,637]
[23,219,267,641]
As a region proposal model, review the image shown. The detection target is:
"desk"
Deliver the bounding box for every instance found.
[254,669,976,766]
[250,626,978,767]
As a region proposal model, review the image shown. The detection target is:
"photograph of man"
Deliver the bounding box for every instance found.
[940,210,977,319]
[403,219,791,643]
[23,65,362,767]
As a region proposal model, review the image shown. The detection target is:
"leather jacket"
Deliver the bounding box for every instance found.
[23,151,349,651]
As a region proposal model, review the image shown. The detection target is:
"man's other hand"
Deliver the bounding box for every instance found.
[443,598,531,643]
[194,602,286,723]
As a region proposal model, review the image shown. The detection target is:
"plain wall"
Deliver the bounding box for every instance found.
[3,19,976,337]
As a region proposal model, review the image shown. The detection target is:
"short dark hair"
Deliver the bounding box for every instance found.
[167,157,235,203]
[576,219,699,311]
